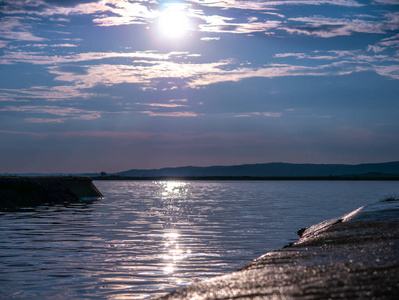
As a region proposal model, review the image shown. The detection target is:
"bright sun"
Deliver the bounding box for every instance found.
[157,4,191,40]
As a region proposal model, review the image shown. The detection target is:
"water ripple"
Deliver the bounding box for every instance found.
[0,180,397,299]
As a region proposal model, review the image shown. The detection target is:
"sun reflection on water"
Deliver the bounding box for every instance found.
[160,181,188,197]
[162,230,193,275]
[94,180,224,299]
[157,182,195,278]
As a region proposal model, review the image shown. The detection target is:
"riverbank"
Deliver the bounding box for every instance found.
[157,199,399,299]
[0,176,103,211]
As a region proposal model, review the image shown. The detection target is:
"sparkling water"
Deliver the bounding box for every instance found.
[1,180,398,299]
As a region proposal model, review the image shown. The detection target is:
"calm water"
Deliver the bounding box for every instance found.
[0,180,398,299]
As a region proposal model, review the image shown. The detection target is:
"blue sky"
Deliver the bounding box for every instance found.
[0,0,399,173]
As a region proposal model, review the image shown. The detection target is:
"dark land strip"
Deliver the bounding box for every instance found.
[0,176,103,211]
[92,175,399,181]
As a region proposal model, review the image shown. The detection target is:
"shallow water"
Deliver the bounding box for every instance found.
[0,180,398,299]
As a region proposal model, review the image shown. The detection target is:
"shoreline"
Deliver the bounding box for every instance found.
[0,176,103,211]
[156,199,399,299]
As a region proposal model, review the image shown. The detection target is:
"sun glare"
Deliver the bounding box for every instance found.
[157,4,191,40]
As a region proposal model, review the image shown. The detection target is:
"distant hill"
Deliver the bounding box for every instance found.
[114,161,399,178]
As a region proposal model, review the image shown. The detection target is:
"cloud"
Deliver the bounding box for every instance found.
[368,33,399,53]
[140,111,198,117]
[50,43,78,47]
[373,64,399,79]
[169,99,188,103]
[199,17,281,34]
[283,12,399,38]
[283,17,382,37]
[0,0,385,41]
[0,85,98,102]
[0,105,102,122]
[265,0,363,7]
[49,17,70,22]
[0,0,100,11]
[0,0,364,39]
[91,2,156,26]
[275,50,359,60]
[200,37,221,41]
[2,45,398,106]
[274,48,399,80]
[0,17,47,42]
[135,103,188,108]
[372,0,399,4]
[0,41,10,48]
[189,0,363,10]
[263,112,283,117]
[25,118,65,123]
[26,43,78,48]
[0,0,155,28]
[0,129,156,140]
[42,0,101,7]
[0,92,30,102]
[234,112,283,118]
[0,50,190,65]
[44,58,237,90]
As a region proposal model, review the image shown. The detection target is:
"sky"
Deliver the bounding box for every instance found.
[0,0,399,173]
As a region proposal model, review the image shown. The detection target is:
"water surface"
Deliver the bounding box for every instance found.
[0,180,398,299]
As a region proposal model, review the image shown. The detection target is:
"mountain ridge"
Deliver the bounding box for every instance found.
[114,161,399,178]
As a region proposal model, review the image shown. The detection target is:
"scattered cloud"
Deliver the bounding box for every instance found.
[140,111,198,117]
[189,0,363,10]
[368,33,399,53]
[25,118,65,123]
[0,17,47,42]
[50,43,78,47]
[0,105,102,122]
[0,0,395,43]
[372,0,399,4]
[0,85,98,102]
[200,37,221,41]
[1,43,398,106]
[0,50,190,65]
[0,0,155,28]
[169,99,188,103]
[0,41,10,48]
[234,112,283,118]
[373,64,399,79]
[263,112,283,117]
[282,15,395,37]
[197,12,281,34]
[136,103,188,108]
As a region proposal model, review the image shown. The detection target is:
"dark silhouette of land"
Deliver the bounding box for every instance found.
[0,176,103,211]
[92,161,399,180]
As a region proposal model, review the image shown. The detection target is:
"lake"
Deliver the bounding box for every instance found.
[0,180,398,299]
